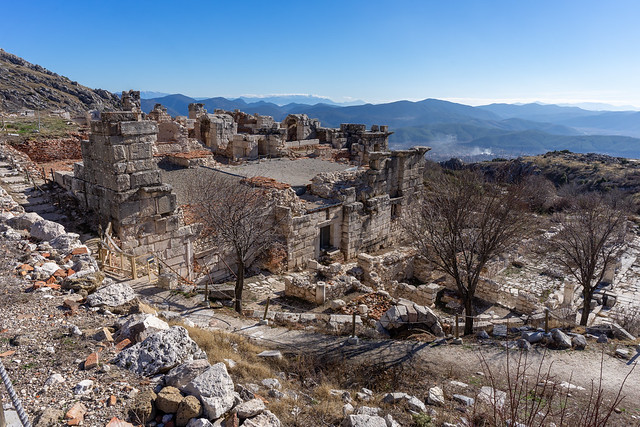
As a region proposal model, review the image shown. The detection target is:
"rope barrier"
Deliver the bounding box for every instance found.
[0,359,31,427]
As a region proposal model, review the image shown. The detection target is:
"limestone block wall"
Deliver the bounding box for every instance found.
[440,277,540,314]
[386,281,441,306]
[342,195,392,259]
[357,248,415,285]
[68,111,196,276]
[284,205,343,270]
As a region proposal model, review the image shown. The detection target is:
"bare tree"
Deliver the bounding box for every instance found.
[187,172,282,314]
[552,193,626,326]
[404,170,529,334]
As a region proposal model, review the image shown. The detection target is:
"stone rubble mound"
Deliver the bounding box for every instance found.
[113,326,207,376]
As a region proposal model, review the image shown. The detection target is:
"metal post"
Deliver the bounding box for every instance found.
[455,314,459,339]
[263,297,271,321]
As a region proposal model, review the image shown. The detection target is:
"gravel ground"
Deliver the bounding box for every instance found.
[0,242,151,426]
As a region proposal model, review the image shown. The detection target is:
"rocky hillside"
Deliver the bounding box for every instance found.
[0,49,120,113]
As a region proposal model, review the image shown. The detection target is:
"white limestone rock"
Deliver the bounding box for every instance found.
[551,329,572,349]
[427,387,444,406]
[87,282,137,309]
[242,409,281,427]
[183,363,235,420]
[117,313,170,343]
[30,219,65,241]
[341,414,387,427]
[234,398,265,418]
[113,326,206,376]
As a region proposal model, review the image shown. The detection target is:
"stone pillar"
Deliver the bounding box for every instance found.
[75,110,195,276]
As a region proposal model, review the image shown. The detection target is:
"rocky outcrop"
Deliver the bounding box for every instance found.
[0,48,120,113]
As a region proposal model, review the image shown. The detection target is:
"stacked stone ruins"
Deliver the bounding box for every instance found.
[54,90,414,282]
[58,91,197,276]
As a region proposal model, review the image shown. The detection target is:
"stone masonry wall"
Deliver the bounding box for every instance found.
[69,111,196,276]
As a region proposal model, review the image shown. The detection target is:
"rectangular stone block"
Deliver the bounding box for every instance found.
[156,194,176,215]
[128,143,154,160]
[119,120,158,136]
[130,170,161,188]
[107,145,128,163]
[126,159,155,174]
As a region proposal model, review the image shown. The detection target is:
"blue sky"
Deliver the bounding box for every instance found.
[2,0,640,107]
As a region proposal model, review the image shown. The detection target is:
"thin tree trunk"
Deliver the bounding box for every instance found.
[464,296,475,335]
[580,288,592,326]
[234,261,245,314]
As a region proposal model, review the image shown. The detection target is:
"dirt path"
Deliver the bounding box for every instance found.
[130,279,640,412]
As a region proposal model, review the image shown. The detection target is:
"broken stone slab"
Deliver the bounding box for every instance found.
[453,394,475,406]
[341,414,387,427]
[7,212,41,230]
[381,392,409,404]
[427,387,444,406]
[551,329,572,349]
[478,386,506,410]
[117,313,170,343]
[615,348,631,359]
[183,362,235,420]
[257,350,282,359]
[612,322,637,341]
[86,282,137,312]
[113,326,206,376]
[49,232,83,253]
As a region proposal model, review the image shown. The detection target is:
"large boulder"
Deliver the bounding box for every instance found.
[30,219,66,241]
[7,212,41,230]
[551,329,572,349]
[50,233,83,253]
[87,282,137,313]
[165,359,211,390]
[113,326,206,376]
[183,363,235,420]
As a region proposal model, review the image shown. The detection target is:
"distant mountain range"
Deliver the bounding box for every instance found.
[140,93,640,159]
[2,48,640,160]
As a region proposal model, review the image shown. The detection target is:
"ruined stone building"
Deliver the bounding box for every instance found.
[185,103,393,162]
[278,147,429,270]
[56,91,426,282]
[57,91,197,276]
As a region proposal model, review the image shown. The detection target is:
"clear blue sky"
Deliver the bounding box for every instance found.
[2,0,640,107]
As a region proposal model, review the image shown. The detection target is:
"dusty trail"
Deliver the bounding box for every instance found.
[132,279,640,411]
